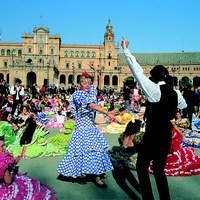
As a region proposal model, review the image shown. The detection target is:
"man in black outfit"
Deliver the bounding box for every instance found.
[10,78,25,115]
[121,38,187,200]
[182,84,199,129]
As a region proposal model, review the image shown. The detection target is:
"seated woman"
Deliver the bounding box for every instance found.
[7,115,69,159]
[16,105,30,127]
[1,111,13,125]
[0,136,56,199]
[173,109,200,148]
[36,107,49,125]
[173,110,190,131]
[106,107,132,134]
[6,116,47,158]
[191,106,200,132]
[47,110,67,129]
[131,100,141,113]
[0,112,17,147]
[39,95,52,112]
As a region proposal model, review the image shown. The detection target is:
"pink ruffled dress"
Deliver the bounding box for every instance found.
[0,152,56,200]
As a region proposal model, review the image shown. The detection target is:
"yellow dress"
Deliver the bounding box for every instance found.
[106,113,132,134]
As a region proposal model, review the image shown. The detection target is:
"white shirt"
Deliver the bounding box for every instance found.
[124,49,187,109]
[10,85,25,100]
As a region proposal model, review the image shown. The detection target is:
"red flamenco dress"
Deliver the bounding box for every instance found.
[149,127,200,176]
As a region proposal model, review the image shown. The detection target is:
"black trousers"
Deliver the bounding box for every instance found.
[136,124,172,200]
[12,99,21,115]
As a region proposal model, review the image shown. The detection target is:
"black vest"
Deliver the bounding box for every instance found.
[12,86,23,102]
[145,85,178,126]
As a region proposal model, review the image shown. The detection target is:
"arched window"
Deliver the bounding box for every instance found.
[92,51,96,58]
[68,74,73,84]
[7,49,10,56]
[64,51,68,57]
[1,49,5,56]
[18,50,22,56]
[86,51,90,57]
[112,75,118,86]
[12,49,16,56]
[60,74,66,84]
[70,51,74,57]
[66,62,69,68]
[77,75,81,84]
[28,47,32,53]
[75,51,79,57]
[81,51,85,57]
[39,47,43,55]
[104,75,110,86]
[108,52,112,59]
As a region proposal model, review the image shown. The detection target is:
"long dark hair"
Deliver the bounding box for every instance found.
[20,116,36,145]
[1,111,12,122]
[123,119,141,136]
[0,136,4,141]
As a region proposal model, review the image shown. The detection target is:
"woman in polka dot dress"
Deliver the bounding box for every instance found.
[57,66,115,188]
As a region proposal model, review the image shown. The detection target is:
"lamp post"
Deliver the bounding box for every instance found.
[171,67,177,88]
[97,69,101,89]
[72,62,75,85]
[47,61,50,87]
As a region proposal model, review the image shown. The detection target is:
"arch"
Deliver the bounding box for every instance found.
[104,75,110,86]
[7,49,10,56]
[81,51,85,57]
[26,71,36,88]
[18,49,22,56]
[6,74,9,84]
[108,51,112,59]
[172,76,178,87]
[64,50,68,57]
[124,76,135,89]
[60,74,66,84]
[12,49,16,56]
[77,75,81,84]
[86,51,90,57]
[1,49,5,56]
[68,74,73,84]
[70,51,74,57]
[180,76,190,87]
[26,58,32,64]
[92,51,96,58]
[75,51,79,57]
[0,73,4,80]
[193,76,200,87]
[112,75,118,86]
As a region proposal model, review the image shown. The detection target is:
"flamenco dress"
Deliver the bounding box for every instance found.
[0,121,16,147]
[0,152,56,200]
[7,124,71,159]
[106,113,132,134]
[182,114,200,148]
[57,89,113,178]
[149,127,200,176]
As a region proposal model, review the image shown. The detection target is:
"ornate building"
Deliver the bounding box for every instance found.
[0,19,200,91]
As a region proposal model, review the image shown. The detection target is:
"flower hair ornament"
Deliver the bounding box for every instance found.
[81,72,90,77]
[131,118,135,123]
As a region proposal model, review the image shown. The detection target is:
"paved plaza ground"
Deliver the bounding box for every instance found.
[19,128,200,200]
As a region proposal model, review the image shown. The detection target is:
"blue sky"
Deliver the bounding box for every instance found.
[1,0,200,53]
